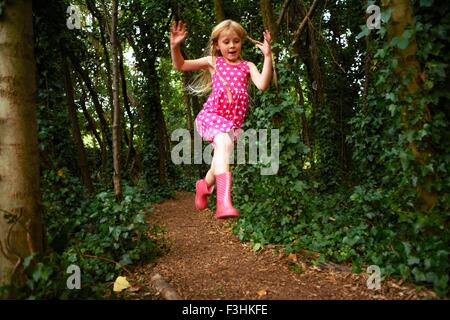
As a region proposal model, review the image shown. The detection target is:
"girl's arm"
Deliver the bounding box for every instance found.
[248,31,273,91]
[172,53,212,72]
[170,21,212,72]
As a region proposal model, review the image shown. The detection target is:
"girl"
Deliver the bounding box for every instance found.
[170,19,273,219]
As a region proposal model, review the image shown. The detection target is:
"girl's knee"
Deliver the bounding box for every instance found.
[214,133,234,151]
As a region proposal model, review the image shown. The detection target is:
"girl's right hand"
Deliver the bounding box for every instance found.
[170,21,188,49]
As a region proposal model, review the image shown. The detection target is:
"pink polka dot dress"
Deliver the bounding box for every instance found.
[195,56,250,143]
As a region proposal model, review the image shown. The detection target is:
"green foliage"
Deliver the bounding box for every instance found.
[19,0,448,300]
[230,1,449,297]
[1,171,166,299]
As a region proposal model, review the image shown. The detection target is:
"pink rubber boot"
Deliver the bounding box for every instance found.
[215,172,240,219]
[195,179,214,210]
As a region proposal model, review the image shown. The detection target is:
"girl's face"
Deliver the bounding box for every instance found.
[215,29,242,63]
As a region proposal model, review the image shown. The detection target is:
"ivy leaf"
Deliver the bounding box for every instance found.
[397,37,409,50]
[396,30,413,50]
[420,0,433,7]
[120,254,132,266]
[293,181,307,193]
[381,8,392,24]
[357,25,370,39]
[402,242,412,256]
[287,134,299,144]
[252,243,263,252]
[407,256,420,266]
[385,92,396,101]
[23,255,35,269]
[388,104,397,116]
[399,150,410,170]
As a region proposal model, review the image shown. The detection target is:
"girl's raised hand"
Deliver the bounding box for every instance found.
[255,30,272,57]
[170,21,188,49]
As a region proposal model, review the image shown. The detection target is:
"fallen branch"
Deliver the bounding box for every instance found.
[81,253,131,274]
[150,273,182,300]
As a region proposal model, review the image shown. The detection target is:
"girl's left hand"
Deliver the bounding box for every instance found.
[255,31,272,57]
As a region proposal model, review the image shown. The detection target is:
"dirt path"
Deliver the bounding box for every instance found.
[132,191,436,300]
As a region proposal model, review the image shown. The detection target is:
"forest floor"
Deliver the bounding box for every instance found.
[125,191,438,300]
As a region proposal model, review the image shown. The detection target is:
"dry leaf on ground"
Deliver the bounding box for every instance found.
[113,276,131,292]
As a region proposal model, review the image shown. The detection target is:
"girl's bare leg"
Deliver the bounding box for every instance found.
[212,132,234,175]
[211,132,239,218]
[205,161,215,186]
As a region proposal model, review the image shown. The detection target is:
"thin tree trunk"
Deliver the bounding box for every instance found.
[260,0,277,42]
[70,53,110,186]
[99,17,114,114]
[68,50,111,150]
[188,90,204,179]
[328,7,352,174]
[182,73,194,133]
[156,105,169,185]
[126,93,144,176]
[259,0,280,91]
[294,70,312,155]
[214,0,226,22]
[363,35,371,110]
[111,0,122,200]
[275,0,291,34]
[79,88,107,175]
[292,0,320,45]
[128,35,168,184]
[86,0,114,117]
[0,0,43,289]
[62,56,94,193]
[304,5,324,109]
[291,0,325,167]
[118,39,137,172]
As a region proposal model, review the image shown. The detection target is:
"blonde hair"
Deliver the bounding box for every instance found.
[187,20,247,96]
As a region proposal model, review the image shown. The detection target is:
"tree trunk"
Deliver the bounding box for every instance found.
[293,0,325,161]
[125,93,144,177]
[292,0,320,45]
[68,50,111,151]
[260,0,277,42]
[328,7,353,175]
[79,89,107,177]
[62,56,94,193]
[275,0,291,35]
[294,69,312,155]
[0,0,44,288]
[86,0,114,119]
[70,54,110,186]
[128,36,168,185]
[111,0,122,200]
[385,0,437,211]
[118,39,138,173]
[182,73,194,133]
[157,109,168,184]
[214,0,226,22]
